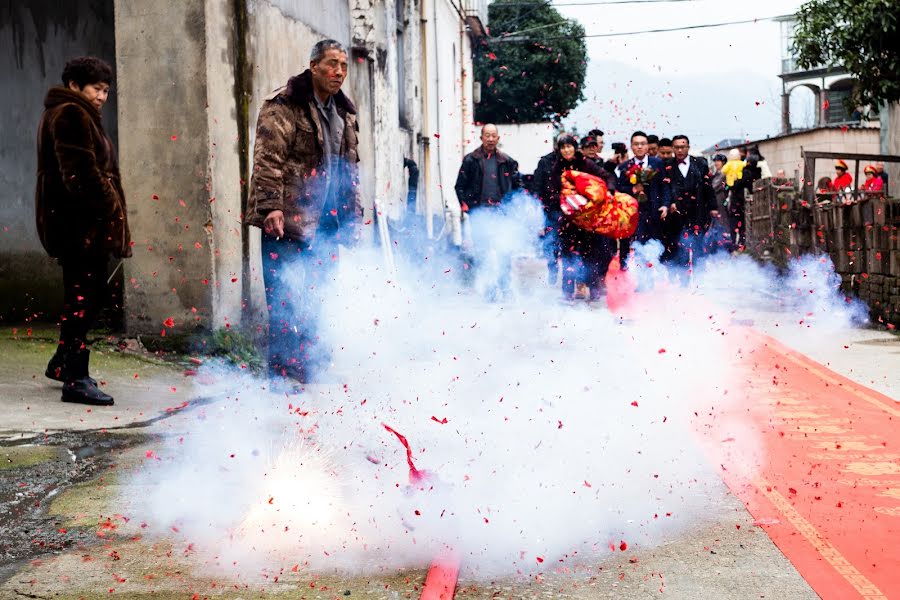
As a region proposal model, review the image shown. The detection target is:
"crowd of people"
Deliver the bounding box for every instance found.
[37,38,892,399]
[454,125,771,301]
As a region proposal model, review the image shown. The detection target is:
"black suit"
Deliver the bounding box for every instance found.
[661,156,715,266]
[616,155,665,265]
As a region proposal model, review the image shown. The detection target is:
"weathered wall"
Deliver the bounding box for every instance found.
[421,0,474,237]
[0,0,117,322]
[115,0,243,334]
[204,0,245,331]
[881,102,900,194]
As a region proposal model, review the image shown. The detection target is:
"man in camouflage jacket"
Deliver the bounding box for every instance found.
[247,39,362,384]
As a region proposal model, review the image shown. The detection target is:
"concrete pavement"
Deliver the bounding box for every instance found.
[6,306,896,598]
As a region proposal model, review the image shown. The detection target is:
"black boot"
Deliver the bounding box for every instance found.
[46,346,97,385]
[45,347,67,382]
[61,350,113,406]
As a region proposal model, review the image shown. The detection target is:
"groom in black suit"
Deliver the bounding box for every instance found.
[659,134,718,270]
[616,130,665,267]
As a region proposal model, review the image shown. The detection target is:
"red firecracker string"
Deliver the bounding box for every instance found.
[382,423,426,483]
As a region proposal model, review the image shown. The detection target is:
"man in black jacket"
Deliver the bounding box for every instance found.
[454,124,521,296]
[454,124,521,213]
[660,134,718,272]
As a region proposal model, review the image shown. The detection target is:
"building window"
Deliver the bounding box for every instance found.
[396,0,408,128]
[826,79,856,124]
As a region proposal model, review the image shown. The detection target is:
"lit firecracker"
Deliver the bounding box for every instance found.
[233,440,341,561]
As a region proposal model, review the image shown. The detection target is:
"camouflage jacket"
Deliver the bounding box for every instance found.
[247,70,361,242]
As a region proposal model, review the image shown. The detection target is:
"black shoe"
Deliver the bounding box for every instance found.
[62,377,114,406]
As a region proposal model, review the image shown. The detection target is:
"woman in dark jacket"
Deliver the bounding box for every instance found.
[550,135,618,301]
[36,57,130,406]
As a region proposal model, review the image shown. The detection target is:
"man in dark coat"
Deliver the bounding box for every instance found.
[36,56,131,406]
[454,124,521,297]
[246,39,362,384]
[532,133,569,284]
[659,134,718,271]
[616,130,665,266]
[454,124,521,212]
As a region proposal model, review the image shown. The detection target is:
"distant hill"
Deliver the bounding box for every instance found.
[562,58,801,149]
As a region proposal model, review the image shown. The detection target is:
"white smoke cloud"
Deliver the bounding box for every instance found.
[126,194,868,581]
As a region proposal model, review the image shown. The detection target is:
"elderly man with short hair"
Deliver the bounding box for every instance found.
[453,124,521,298]
[246,39,362,384]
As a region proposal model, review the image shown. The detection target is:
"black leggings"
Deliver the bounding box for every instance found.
[59,257,109,353]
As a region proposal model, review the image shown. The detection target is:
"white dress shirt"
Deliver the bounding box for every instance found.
[678,158,689,178]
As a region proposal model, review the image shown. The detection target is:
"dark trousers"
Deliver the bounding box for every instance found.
[58,257,109,355]
[542,210,563,272]
[727,202,745,250]
[667,223,707,271]
[621,204,659,268]
[261,234,337,381]
[560,226,615,298]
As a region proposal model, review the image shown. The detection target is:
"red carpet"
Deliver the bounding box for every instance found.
[708,330,899,600]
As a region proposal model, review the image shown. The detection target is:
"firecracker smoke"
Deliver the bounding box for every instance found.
[127,192,868,581]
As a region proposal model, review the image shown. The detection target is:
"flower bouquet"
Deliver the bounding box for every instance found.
[624,163,657,204]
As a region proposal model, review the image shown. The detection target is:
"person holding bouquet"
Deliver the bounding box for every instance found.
[616,131,664,267]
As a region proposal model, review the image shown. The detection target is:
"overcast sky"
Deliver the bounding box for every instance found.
[554,0,811,150]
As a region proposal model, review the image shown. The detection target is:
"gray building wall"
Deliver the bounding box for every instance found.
[115,0,244,334]
[0,0,117,322]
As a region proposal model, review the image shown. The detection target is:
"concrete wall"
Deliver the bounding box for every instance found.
[881,102,900,194]
[491,122,555,175]
[115,0,243,334]
[421,0,475,234]
[0,0,117,322]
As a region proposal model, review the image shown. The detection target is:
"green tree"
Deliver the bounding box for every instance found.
[792,0,900,108]
[474,0,587,124]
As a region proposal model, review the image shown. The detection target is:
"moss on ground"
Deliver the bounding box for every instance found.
[0,445,59,470]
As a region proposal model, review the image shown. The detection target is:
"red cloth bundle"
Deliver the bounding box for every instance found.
[560,170,638,239]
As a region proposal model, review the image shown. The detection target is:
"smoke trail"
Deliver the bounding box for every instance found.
[127,192,868,580]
